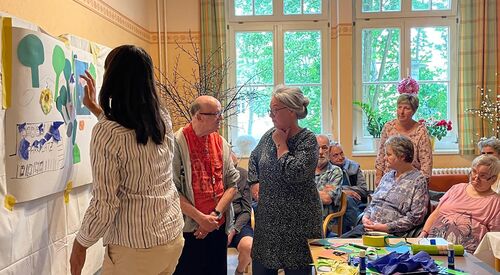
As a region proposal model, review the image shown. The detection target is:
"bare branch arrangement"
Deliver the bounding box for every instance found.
[466,87,500,139]
[156,33,264,129]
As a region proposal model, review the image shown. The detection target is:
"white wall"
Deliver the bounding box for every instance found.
[0,18,108,275]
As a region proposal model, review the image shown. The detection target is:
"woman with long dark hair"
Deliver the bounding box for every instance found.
[70,45,184,275]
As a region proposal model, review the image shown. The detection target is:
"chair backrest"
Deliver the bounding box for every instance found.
[429,174,468,192]
[322,191,348,237]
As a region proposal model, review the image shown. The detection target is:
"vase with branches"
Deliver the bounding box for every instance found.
[156,32,263,130]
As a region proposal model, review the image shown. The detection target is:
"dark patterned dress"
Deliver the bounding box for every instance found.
[248,128,322,269]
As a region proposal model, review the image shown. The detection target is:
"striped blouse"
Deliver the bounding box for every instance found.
[76,110,184,248]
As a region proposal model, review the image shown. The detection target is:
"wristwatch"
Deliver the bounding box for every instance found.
[213,210,222,220]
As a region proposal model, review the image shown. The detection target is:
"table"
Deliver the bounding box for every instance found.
[309,238,498,274]
[474,232,500,272]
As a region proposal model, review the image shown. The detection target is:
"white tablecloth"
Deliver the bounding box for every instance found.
[474,232,500,269]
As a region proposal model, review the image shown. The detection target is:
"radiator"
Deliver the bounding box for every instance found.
[362,167,470,191]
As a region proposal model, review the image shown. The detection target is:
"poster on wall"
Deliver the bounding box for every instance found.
[3,26,99,202]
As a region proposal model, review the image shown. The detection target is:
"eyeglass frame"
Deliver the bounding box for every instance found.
[468,170,497,182]
[268,106,289,116]
[199,110,223,117]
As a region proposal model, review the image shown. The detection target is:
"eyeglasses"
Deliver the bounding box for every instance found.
[199,111,223,117]
[468,170,496,182]
[268,106,288,116]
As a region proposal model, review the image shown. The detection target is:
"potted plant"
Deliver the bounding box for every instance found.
[418,119,452,150]
[353,101,388,149]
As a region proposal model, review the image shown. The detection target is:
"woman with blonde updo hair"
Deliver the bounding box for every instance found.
[248,85,322,274]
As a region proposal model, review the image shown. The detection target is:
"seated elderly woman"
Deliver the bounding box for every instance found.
[342,135,429,238]
[478,137,500,158]
[478,137,500,194]
[419,155,500,253]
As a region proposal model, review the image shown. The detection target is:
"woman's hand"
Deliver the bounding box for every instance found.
[272,128,290,158]
[362,215,373,226]
[364,222,389,233]
[227,228,236,246]
[80,71,102,117]
[70,239,87,275]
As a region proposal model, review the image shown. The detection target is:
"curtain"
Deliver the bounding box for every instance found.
[200,0,226,97]
[458,0,498,154]
[201,0,227,136]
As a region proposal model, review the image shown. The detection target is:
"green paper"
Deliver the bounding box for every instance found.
[52,45,65,99]
[17,34,44,88]
[73,144,80,164]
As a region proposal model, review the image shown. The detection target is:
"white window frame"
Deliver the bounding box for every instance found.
[226,3,331,153]
[355,0,458,19]
[353,4,458,154]
[228,0,329,22]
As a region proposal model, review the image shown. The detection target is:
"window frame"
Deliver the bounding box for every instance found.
[353,15,458,154]
[227,19,331,154]
[355,0,458,19]
[228,0,329,22]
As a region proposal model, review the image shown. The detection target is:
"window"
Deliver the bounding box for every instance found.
[353,0,458,153]
[227,0,330,156]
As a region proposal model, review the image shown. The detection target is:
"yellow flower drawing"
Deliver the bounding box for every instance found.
[40,88,53,114]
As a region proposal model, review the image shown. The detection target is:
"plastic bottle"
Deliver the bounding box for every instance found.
[359,250,366,274]
[447,243,455,270]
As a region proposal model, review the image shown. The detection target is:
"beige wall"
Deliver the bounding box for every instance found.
[0,0,151,50]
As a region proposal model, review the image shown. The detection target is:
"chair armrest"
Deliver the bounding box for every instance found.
[322,192,348,237]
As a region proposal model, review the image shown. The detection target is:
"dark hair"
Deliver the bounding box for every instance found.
[99,45,165,145]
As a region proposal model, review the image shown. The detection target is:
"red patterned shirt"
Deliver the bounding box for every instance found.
[182,123,225,225]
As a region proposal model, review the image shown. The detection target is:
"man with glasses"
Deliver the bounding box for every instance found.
[172,95,239,275]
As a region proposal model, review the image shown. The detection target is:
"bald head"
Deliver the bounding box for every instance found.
[190,95,220,116]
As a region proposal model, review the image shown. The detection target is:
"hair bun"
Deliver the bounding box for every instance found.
[302,97,310,108]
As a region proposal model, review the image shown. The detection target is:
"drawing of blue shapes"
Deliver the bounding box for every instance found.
[19,138,30,160]
[44,132,52,142]
[74,59,90,115]
[38,123,44,134]
[39,138,47,146]
[18,123,27,133]
[32,140,40,149]
[49,121,64,141]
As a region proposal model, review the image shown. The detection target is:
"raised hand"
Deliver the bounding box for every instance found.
[80,70,102,116]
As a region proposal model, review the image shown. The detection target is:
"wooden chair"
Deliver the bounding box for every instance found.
[322,191,348,237]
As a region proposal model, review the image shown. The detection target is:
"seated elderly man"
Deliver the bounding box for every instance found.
[478,137,500,193]
[315,135,343,235]
[329,142,368,232]
[419,155,500,253]
[341,136,429,238]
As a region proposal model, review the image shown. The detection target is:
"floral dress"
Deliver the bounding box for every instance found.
[375,119,433,179]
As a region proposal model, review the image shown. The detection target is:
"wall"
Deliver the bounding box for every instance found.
[0,1,162,274]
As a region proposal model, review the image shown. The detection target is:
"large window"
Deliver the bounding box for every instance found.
[227,0,329,156]
[354,0,458,153]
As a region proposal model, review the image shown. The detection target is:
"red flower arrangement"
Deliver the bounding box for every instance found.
[419,119,452,141]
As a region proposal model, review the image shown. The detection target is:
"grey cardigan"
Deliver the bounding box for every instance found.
[172,126,239,233]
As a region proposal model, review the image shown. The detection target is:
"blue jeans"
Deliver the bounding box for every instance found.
[342,196,360,233]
